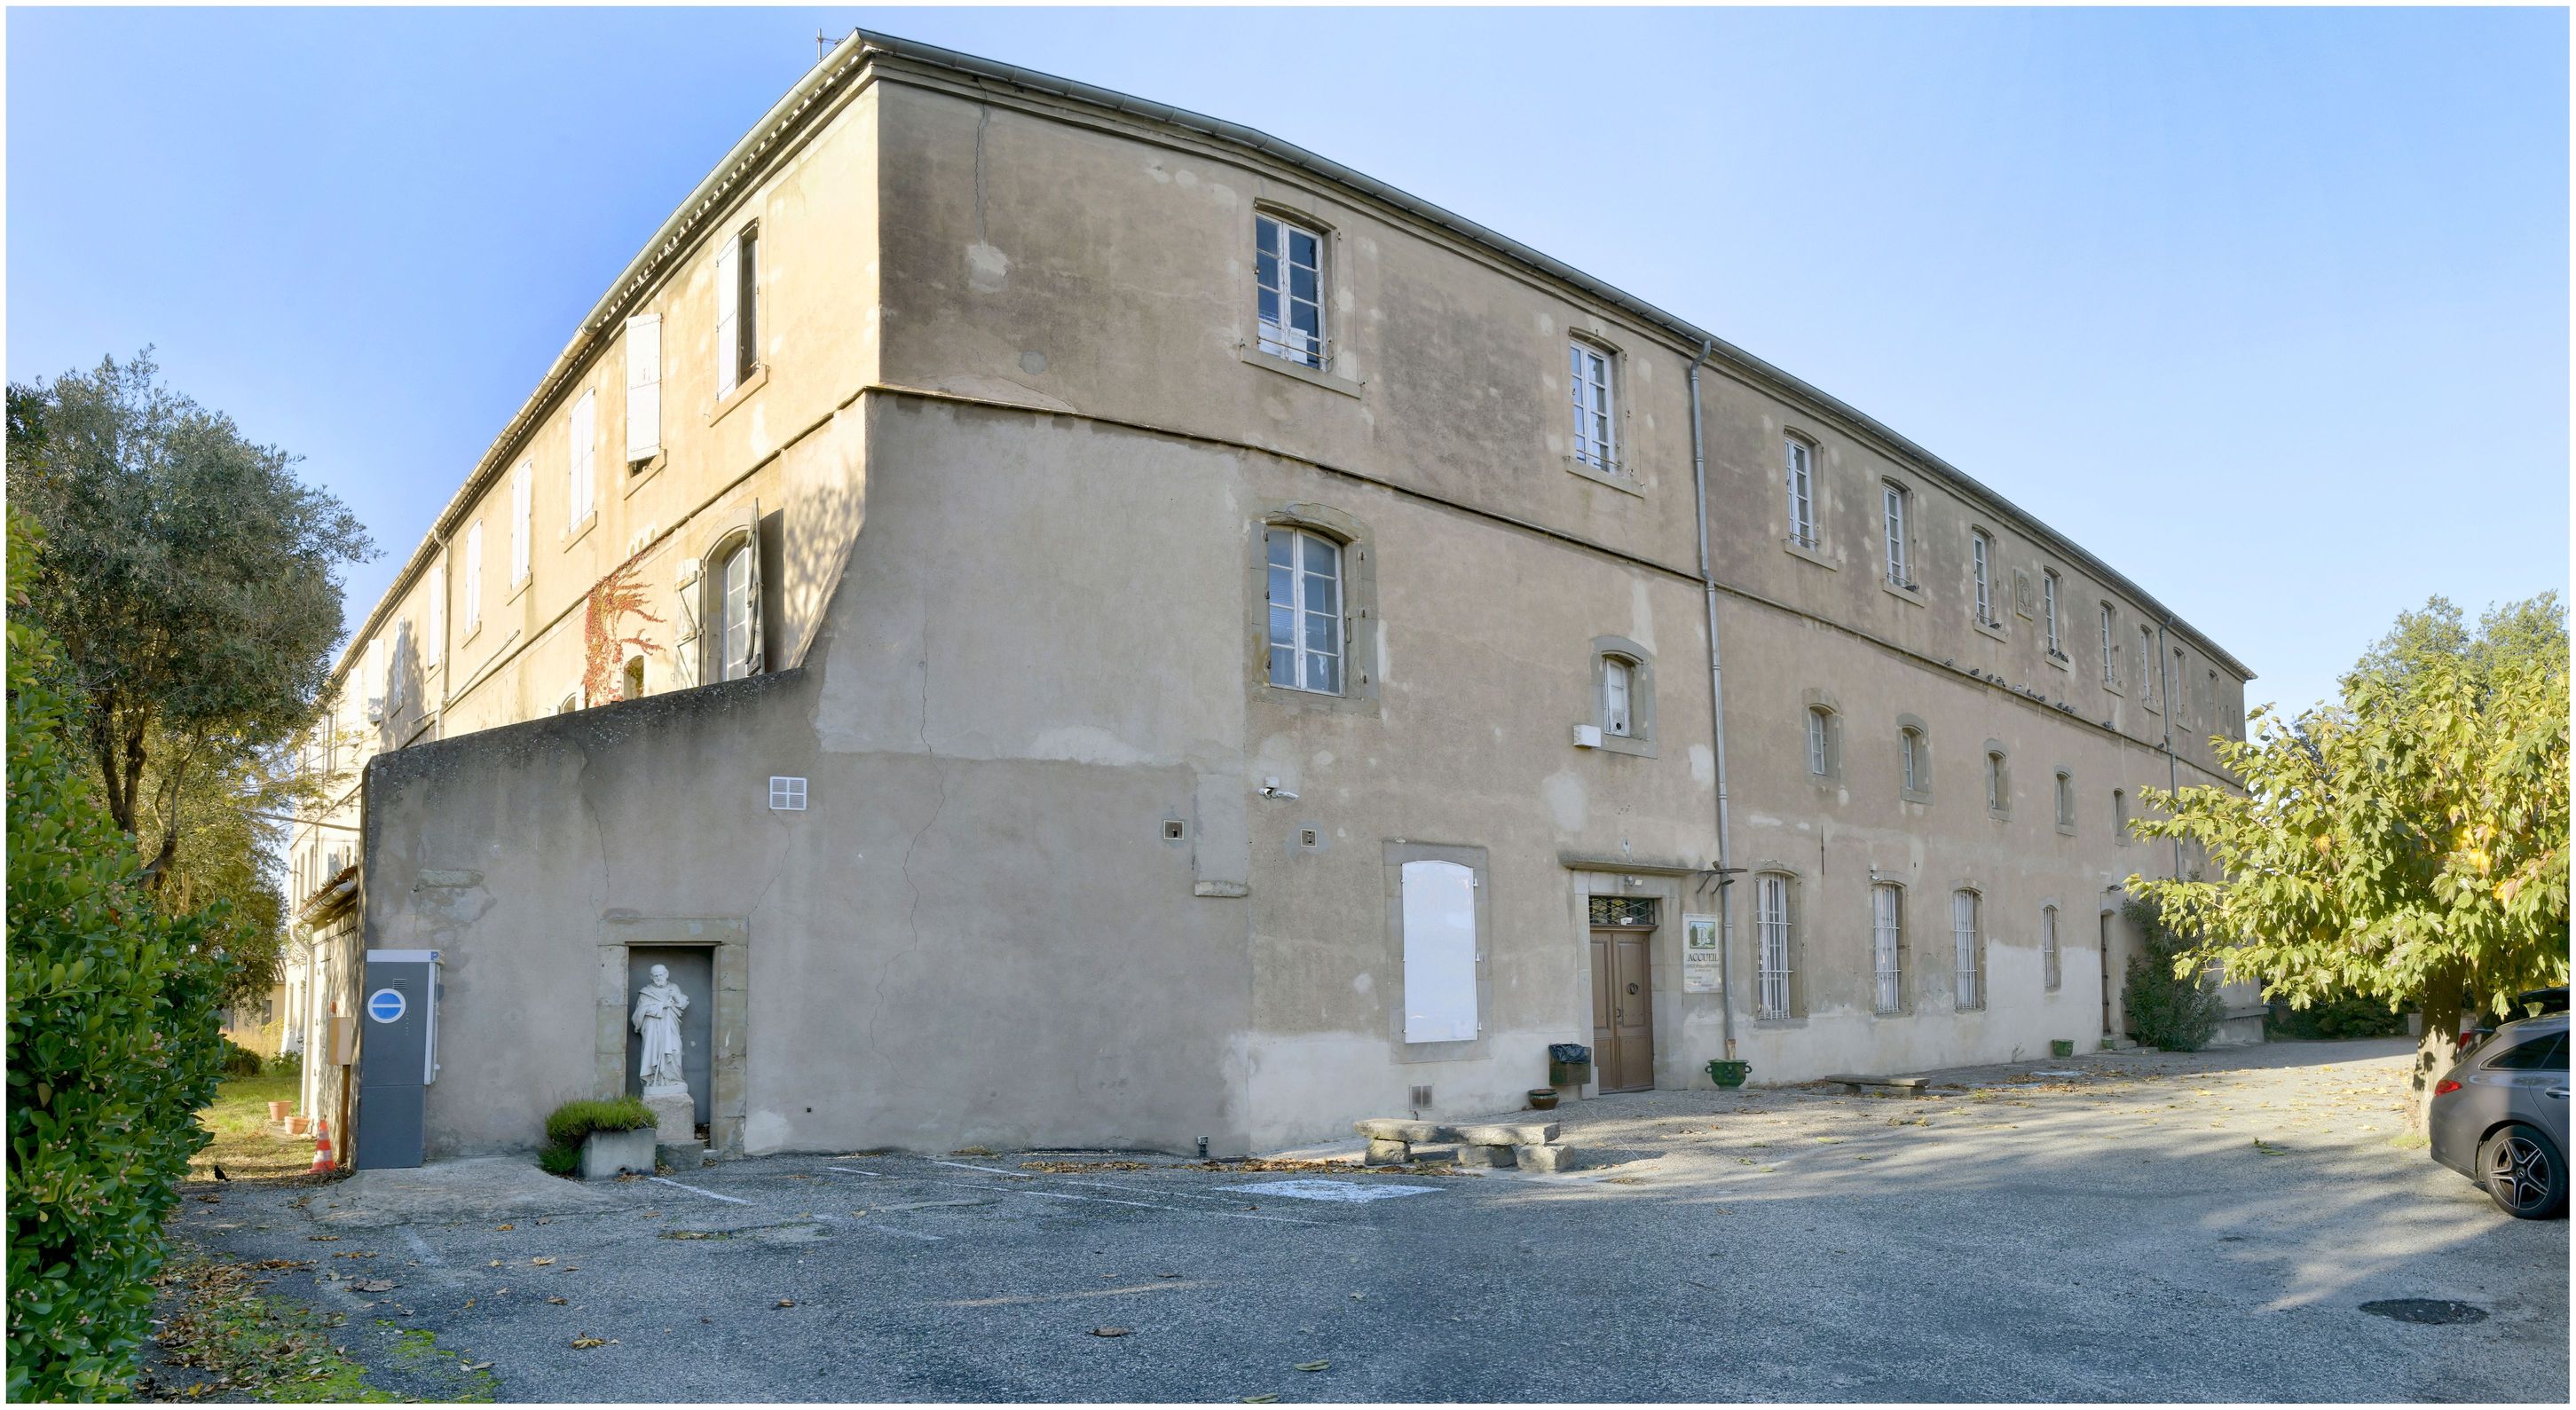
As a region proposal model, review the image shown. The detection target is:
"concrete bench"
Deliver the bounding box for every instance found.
[1821,1074,1930,1096]
[1353,1118,1574,1173]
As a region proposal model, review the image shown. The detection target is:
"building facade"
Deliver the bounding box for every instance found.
[289,32,2257,1162]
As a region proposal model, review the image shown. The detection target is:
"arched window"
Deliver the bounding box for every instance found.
[1602,656,1635,737]
[622,655,647,702]
[1871,883,1905,1014]
[1952,890,1984,1011]
[2113,787,2130,845]
[1985,748,2009,815]
[719,537,756,681]
[2042,904,2062,992]
[1900,724,1929,799]
[1264,525,1344,695]
[1806,706,1834,777]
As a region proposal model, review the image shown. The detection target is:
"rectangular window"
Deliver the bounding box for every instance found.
[1400,859,1478,1043]
[2139,625,2157,703]
[1570,343,1617,470]
[2173,648,2187,724]
[2056,771,2075,828]
[1255,214,1326,368]
[1756,875,1794,1020]
[2042,906,2061,992]
[1806,708,1830,777]
[1784,438,1815,547]
[1871,884,1903,1014]
[625,313,662,462]
[567,390,596,528]
[715,225,759,397]
[2043,571,2061,655]
[1953,891,1981,1011]
[1264,526,1344,695]
[1901,729,1922,794]
[1603,657,1633,737]
[1972,532,1993,624]
[1882,484,1910,587]
[510,461,532,583]
[463,521,484,631]
[2099,603,2117,686]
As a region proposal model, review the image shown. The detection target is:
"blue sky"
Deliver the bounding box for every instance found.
[9,6,2565,717]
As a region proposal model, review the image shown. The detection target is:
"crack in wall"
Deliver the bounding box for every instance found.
[870,591,949,1063]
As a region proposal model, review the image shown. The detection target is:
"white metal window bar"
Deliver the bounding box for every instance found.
[2042,905,2061,992]
[1953,890,1981,1010]
[1872,883,1903,1014]
[1757,875,1794,1020]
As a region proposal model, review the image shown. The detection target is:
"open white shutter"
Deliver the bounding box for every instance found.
[737,499,763,676]
[626,314,661,461]
[672,556,703,689]
[713,238,740,398]
[510,462,532,581]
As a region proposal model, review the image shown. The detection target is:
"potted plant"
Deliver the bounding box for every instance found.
[268,1100,292,1122]
[1705,1059,1751,1090]
[540,1097,659,1180]
[2050,1039,2076,1059]
[1527,1087,1559,1111]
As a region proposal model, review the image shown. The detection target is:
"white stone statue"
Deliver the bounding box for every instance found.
[632,965,690,1098]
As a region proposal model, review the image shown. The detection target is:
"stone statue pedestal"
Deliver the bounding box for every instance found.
[643,1085,695,1148]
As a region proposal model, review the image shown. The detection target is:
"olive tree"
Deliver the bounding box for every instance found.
[2130,595,2569,1128]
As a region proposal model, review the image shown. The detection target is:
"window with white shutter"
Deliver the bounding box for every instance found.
[1602,656,1634,737]
[1972,532,1995,625]
[568,390,596,527]
[1882,483,1910,587]
[463,521,484,631]
[425,562,444,677]
[510,462,532,584]
[714,227,758,398]
[1784,437,1816,547]
[2100,603,2118,686]
[625,314,661,462]
[2043,571,2062,656]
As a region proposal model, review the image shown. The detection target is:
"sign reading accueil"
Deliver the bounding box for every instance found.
[1682,914,1722,993]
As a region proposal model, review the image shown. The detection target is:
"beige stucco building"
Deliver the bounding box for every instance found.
[287,32,2257,1162]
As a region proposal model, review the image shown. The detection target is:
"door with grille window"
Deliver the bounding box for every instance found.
[1588,896,1658,1092]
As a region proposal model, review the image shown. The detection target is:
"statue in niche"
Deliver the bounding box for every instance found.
[632,965,690,1097]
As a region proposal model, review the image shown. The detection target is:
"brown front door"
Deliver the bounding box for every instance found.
[1590,927,1656,1092]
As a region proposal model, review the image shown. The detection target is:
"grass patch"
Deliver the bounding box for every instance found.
[188,1069,320,1184]
[138,1244,493,1402]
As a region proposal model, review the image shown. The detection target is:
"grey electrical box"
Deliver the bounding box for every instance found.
[354,949,439,1170]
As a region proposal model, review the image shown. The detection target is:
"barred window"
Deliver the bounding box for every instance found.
[1953,890,1983,1011]
[1587,895,1658,928]
[2042,904,2061,992]
[1871,883,1904,1014]
[1756,874,1796,1020]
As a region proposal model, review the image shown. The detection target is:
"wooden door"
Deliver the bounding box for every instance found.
[1590,928,1656,1092]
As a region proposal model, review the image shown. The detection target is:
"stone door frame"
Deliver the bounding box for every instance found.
[596,916,747,1154]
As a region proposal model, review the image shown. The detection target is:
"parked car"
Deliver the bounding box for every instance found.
[2430,1008,2569,1219]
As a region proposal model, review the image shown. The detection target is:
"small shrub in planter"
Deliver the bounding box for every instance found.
[538,1097,657,1180]
[1705,1059,1752,1089]
[2049,1039,2076,1059]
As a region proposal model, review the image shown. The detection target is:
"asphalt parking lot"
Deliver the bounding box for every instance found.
[172,1039,2568,1402]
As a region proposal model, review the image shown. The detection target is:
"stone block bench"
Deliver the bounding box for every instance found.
[1821,1073,1931,1097]
[1354,1118,1575,1173]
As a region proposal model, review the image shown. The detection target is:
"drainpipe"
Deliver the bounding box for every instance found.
[1686,339,1739,1061]
[2155,616,2184,880]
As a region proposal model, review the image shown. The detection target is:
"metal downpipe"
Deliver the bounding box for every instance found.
[2156,616,2185,880]
[1687,339,1738,1060]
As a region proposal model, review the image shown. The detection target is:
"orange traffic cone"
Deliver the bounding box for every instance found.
[310,1117,335,1175]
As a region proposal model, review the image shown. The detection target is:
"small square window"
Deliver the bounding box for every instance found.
[1163,819,1187,841]
[768,776,807,811]
[1300,828,1321,849]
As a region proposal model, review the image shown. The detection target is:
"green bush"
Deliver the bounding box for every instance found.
[543,1097,656,1147]
[535,1096,657,1178]
[219,1037,264,1077]
[6,512,233,1399]
[2266,991,2409,1041]
[2123,896,2225,1052]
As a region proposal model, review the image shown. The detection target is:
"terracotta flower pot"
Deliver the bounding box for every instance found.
[268,1101,292,1122]
[287,1116,311,1135]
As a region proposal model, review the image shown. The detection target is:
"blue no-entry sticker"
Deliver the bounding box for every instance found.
[366,988,407,1024]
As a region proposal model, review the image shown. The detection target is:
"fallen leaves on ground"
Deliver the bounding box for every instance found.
[1241,1395,1280,1404]
[547,1297,569,1305]
[351,1280,395,1293]
[569,1336,610,1350]
[2253,1138,2291,1156]
[531,1257,555,1266]
[1296,1359,1330,1372]
[775,1299,796,1309]
[1088,1327,1130,1337]
[1023,1160,1156,1172]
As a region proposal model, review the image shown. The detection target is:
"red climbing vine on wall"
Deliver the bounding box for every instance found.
[582,551,667,704]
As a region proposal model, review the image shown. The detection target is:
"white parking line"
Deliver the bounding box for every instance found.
[1011,1186,1323,1226]
[649,1176,752,1205]
[814,1212,944,1242]
[827,1166,894,1178]
[927,1158,1031,1178]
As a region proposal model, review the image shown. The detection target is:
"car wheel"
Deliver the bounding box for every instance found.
[2478,1122,2568,1220]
